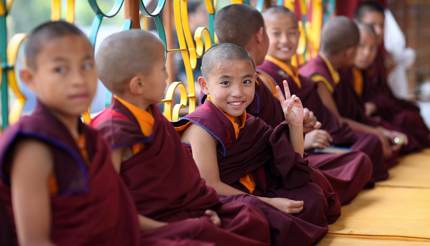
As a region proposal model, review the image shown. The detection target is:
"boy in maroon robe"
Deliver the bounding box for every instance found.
[354,5,430,148]
[178,43,341,243]
[299,17,415,167]
[91,29,330,246]
[0,21,143,246]
[258,7,377,203]
[213,5,373,203]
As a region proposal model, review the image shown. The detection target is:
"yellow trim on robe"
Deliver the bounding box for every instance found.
[257,71,279,98]
[114,96,155,154]
[319,54,340,84]
[352,67,364,96]
[311,74,334,93]
[206,96,255,193]
[265,55,302,88]
[114,96,154,137]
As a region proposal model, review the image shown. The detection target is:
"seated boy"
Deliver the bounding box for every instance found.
[179,42,341,233]
[0,21,142,246]
[259,6,376,202]
[299,17,414,165]
[213,4,373,203]
[91,30,327,246]
[355,1,429,143]
[353,19,430,149]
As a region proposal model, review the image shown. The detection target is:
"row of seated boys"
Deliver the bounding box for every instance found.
[1,1,428,245]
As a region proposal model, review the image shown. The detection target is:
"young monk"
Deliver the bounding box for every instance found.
[91,29,327,246]
[213,4,372,204]
[355,2,430,148]
[256,6,375,203]
[0,21,142,246]
[299,17,413,167]
[178,42,341,237]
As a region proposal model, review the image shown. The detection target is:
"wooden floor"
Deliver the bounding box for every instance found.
[319,149,430,245]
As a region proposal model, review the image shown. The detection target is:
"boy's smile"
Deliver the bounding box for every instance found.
[265,12,299,62]
[200,59,256,117]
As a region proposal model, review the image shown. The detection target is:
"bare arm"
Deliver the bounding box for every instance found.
[110,148,124,173]
[138,215,167,231]
[182,124,247,196]
[11,140,54,246]
[315,82,342,119]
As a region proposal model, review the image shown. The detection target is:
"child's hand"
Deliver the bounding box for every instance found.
[375,127,393,158]
[304,129,333,150]
[267,197,304,214]
[364,102,377,116]
[275,80,304,127]
[204,210,221,227]
[303,108,321,133]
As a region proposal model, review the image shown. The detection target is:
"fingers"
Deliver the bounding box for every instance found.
[288,200,304,208]
[275,85,286,104]
[282,80,291,99]
[309,130,332,148]
[204,210,221,226]
[285,200,304,214]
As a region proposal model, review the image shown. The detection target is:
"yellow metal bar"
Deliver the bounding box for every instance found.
[7,33,27,124]
[51,0,61,20]
[66,0,75,23]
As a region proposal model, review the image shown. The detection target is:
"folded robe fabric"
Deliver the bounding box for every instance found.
[179,100,341,227]
[0,102,141,245]
[257,58,374,202]
[92,98,271,246]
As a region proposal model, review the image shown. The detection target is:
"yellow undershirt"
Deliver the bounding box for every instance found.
[114,96,154,154]
[206,96,255,193]
[265,55,302,88]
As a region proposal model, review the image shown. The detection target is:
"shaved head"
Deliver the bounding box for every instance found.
[320,16,359,56]
[215,4,264,47]
[201,43,255,78]
[25,20,88,69]
[96,30,163,95]
[262,6,297,26]
[357,22,377,39]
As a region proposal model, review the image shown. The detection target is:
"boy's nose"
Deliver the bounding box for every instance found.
[71,70,86,86]
[231,85,244,97]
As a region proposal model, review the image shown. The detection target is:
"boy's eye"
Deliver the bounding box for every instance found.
[243,79,253,85]
[272,31,281,37]
[53,66,67,74]
[82,61,94,71]
[220,80,230,86]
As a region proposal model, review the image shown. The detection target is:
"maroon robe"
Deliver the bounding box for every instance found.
[92,98,271,246]
[339,67,422,154]
[362,48,430,148]
[299,54,409,168]
[180,100,341,229]
[248,66,373,203]
[0,102,141,246]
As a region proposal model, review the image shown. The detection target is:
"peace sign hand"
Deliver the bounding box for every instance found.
[275,80,304,127]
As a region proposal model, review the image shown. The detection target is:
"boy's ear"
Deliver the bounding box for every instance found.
[255,27,265,44]
[129,75,145,95]
[19,68,35,91]
[198,76,209,95]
